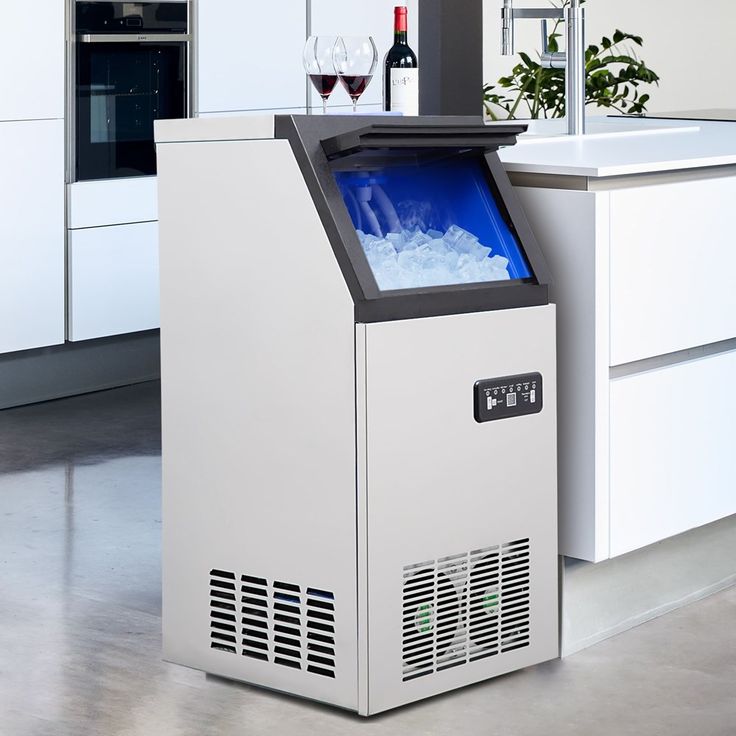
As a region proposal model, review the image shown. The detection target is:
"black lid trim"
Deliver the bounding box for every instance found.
[321,123,528,160]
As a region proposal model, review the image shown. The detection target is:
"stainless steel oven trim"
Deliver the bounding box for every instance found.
[78,33,191,43]
[188,0,196,117]
[66,0,76,185]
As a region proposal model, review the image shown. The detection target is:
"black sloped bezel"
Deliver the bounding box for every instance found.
[274,115,551,323]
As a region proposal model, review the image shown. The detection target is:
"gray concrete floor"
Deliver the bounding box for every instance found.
[0,382,734,736]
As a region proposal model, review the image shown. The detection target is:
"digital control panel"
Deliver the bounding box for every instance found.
[473,372,543,423]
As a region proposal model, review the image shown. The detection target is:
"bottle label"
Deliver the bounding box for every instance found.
[390,68,419,116]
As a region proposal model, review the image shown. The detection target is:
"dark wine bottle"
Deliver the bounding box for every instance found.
[383,6,419,115]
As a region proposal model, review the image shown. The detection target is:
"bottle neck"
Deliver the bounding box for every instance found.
[394,8,408,45]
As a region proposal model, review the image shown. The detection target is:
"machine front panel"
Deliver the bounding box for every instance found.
[358,305,558,714]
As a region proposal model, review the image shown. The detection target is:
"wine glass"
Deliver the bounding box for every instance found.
[333,36,378,113]
[303,36,339,115]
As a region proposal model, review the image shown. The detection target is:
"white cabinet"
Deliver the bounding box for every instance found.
[0,119,65,353]
[68,177,159,229]
[310,0,418,110]
[515,171,736,563]
[610,351,736,557]
[0,1,64,121]
[68,222,161,342]
[197,1,307,114]
[609,176,736,366]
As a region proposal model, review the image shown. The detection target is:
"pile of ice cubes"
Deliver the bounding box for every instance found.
[357,225,511,291]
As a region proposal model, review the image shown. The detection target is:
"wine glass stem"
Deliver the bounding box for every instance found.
[322,97,328,115]
[352,98,358,113]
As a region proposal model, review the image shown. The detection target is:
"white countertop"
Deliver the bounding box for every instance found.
[496,116,736,178]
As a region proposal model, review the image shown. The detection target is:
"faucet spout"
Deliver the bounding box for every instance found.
[498,0,586,135]
[565,0,586,135]
[501,0,514,56]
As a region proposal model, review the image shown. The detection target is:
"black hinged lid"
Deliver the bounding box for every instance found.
[321,123,528,160]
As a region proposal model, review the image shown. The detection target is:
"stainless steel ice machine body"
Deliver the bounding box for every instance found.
[155,114,558,716]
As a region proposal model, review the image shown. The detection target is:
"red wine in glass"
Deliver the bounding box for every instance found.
[309,74,338,98]
[333,36,378,112]
[339,75,373,101]
[303,36,339,114]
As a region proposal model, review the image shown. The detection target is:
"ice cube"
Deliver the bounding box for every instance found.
[443,225,479,254]
[428,238,449,255]
[469,243,492,262]
[427,229,444,240]
[444,250,460,270]
[411,231,432,246]
[375,240,398,259]
[397,248,421,271]
[489,255,509,270]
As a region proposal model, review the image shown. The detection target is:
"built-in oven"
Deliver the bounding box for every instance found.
[70,1,191,182]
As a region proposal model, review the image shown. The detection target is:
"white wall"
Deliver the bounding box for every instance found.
[483,0,736,115]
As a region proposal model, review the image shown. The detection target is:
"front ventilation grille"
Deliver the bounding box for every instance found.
[401,538,531,682]
[208,570,336,679]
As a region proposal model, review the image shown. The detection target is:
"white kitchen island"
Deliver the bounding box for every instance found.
[497,117,736,562]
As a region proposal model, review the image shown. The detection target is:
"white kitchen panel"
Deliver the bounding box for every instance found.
[68,222,160,341]
[197,1,307,113]
[309,103,384,116]
[609,350,736,557]
[0,119,65,353]
[309,0,419,110]
[198,108,306,119]
[68,177,159,229]
[0,1,64,121]
[609,176,736,366]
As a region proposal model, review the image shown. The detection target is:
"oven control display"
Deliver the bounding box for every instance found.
[473,372,543,423]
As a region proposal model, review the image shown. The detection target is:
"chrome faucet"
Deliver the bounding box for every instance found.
[501,0,586,135]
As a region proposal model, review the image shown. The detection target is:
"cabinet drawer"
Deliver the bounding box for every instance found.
[68,177,158,229]
[609,350,736,557]
[68,222,160,341]
[610,176,736,365]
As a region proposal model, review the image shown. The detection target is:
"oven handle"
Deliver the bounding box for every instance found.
[78,33,191,43]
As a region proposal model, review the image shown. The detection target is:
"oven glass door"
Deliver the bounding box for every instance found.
[76,41,187,181]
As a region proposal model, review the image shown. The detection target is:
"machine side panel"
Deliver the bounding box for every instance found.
[355,324,370,716]
[362,306,558,714]
[157,138,358,709]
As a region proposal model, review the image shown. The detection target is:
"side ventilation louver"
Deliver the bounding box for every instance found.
[208,570,336,680]
[242,575,270,661]
[402,538,531,682]
[209,569,238,654]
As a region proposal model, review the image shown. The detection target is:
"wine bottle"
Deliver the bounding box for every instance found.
[383,6,419,115]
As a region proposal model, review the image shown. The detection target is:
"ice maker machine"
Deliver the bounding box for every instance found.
[155,115,558,716]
